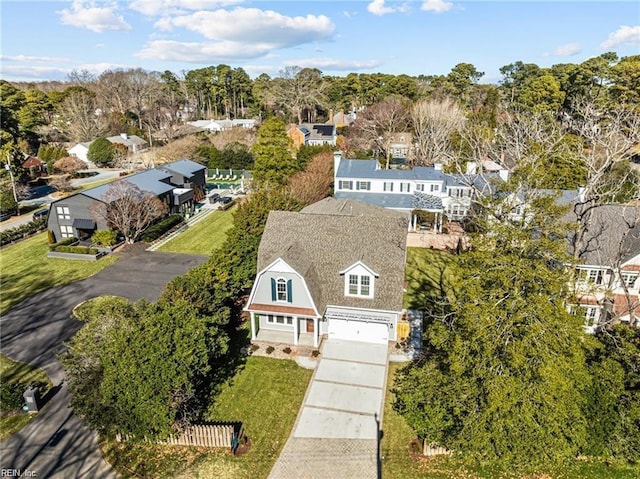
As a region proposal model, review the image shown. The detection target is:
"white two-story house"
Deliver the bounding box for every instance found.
[333,153,507,231]
[245,198,408,347]
[571,204,640,332]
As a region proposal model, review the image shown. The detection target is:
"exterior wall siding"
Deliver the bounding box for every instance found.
[47,194,109,242]
[252,271,316,310]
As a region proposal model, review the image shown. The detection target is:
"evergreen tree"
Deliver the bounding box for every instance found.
[251,117,298,185]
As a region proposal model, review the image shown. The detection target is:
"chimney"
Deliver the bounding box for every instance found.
[328,109,334,124]
[120,133,128,140]
[466,161,477,175]
[333,151,342,176]
[434,162,443,171]
[499,168,509,182]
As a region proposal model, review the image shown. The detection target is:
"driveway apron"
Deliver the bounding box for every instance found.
[0,250,208,478]
[269,339,389,479]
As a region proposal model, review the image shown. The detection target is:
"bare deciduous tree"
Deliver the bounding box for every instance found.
[412,97,465,166]
[58,89,107,142]
[49,175,74,193]
[53,156,86,174]
[90,181,168,244]
[349,95,411,168]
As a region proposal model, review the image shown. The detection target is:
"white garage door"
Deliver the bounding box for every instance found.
[328,319,389,344]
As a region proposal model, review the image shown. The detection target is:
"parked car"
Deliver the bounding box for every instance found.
[33,209,49,221]
[209,193,220,203]
[220,196,233,204]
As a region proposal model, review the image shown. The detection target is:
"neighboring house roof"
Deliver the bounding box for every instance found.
[334,191,415,210]
[160,159,205,178]
[21,156,46,168]
[69,142,91,151]
[572,204,640,267]
[106,134,147,148]
[83,169,174,201]
[298,123,335,141]
[257,198,408,314]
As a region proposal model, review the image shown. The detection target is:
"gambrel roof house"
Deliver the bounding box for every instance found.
[245,198,408,347]
[570,204,640,331]
[47,159,206,243]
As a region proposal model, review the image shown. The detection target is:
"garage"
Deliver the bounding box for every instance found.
[328,318,389,344]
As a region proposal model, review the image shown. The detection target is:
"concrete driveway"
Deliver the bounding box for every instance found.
[269,339,388,479]
[0,250,208,478]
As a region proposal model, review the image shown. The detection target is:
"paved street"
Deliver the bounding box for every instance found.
[268,340,388,479]
[0,250,208,478]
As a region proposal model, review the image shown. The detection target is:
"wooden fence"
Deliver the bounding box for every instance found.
[422,442,451,457]
[116,422,243,448]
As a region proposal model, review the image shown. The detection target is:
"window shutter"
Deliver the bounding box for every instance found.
[287,279,293,303]
[271,278,276,301]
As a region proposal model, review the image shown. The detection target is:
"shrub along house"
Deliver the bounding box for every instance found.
[47,159,206,242]
[245,198,408,348]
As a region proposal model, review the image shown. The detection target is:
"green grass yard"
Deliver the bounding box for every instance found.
[403,247,458,310]
[0,355,53,440]
[156,207,236,255]
[103,356,312,479]
[0,232,118,314]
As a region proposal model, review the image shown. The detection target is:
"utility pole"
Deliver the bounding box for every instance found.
[4,161,18,204]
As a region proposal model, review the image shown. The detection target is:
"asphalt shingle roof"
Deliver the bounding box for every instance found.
[160,159,206,177]
[83,169,174,200]
[258,198,408,314]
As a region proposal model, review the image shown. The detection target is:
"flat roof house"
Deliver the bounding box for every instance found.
[245,198,408,348]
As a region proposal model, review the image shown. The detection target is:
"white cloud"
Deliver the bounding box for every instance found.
[284,58,383,71]
[58,1,130,33]
[543,43,582,57]
[367,0,410,16]
[136,40,276,62]
[421,0,453,13]
[159,8,334,45]
[0,61,129,82]
[600,25,640,49]
[128,0,243,17]
[0,54,72,64]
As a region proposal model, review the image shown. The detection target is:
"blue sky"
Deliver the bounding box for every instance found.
[1,1,638,83]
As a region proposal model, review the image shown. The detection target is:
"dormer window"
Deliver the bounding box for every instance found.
[271,277,292,303]
[341,261,378,298]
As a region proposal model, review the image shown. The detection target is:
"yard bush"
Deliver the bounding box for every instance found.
[140,214,184,243]
[92,230,118,247]
[0,382,25,412]
[49,236,78,251]
[0,218,47,246]
[53,245,99,255]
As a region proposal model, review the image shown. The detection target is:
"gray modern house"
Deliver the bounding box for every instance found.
[47,159,206,242]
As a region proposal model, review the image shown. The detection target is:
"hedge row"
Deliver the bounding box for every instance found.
[140,214,184,242]
[49,236,78,251]
[0,218,47,246]
[52,245,99,255]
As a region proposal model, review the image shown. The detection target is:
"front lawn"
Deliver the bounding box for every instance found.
[382,363,640,479]
[102,356,312,479]
[156,207,236,255]
[403,247,458,310]
[0,232,118,314]
[0,355,53,440]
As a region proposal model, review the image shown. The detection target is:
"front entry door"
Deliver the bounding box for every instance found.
[306,318,314,333]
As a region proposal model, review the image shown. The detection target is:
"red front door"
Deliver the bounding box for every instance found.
[306,319,314,333]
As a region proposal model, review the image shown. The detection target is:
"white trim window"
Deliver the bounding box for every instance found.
[60,225,74,238]
[266,315,293,325]
[579,305,600,327]
[338,180,353,190]
[383,182,394,192]
[271,277,292,303]
[430,184,440,192]
[577,268,605,286]
[415,184,425,192]
[621,272,639,289]
[56,206,70,220]
[399,182,411,192]
[276,278,287,301]
[347,274,373,298]
[356,181,371,191]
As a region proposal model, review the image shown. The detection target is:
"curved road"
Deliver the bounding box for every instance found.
[0,249,208,478]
